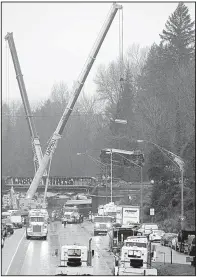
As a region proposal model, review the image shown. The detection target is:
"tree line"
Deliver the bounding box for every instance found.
[2,3,195,230]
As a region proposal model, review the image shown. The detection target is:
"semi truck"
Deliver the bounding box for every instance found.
[94,215,114,236]
[55,239,94,275]
[26,209,48,239]
[114,236,157,276]
[108,225,140,254]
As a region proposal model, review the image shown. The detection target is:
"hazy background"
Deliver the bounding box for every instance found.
[2,2,195,106]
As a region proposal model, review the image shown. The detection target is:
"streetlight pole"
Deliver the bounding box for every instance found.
[77,152,109,203]
[140,166,143,224]
[110,149,113,203]
[181,169,184,229]
[113,151,143,223]
[137,139,185,230]
[105,166,108,204]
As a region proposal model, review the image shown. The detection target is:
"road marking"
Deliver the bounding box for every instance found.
[5,230,26,275]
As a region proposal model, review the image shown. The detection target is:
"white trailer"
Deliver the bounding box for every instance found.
[119,206,140,226]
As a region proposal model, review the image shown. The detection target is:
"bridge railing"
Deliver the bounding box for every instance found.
[4,176,96,187]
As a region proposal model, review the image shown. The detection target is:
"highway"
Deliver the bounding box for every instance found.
[2,221,193,276]
[2,220,114,275]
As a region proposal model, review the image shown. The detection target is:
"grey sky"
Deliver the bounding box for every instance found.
[2,2,195,106]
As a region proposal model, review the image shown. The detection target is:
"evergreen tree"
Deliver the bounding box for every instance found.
[160,2,195,63]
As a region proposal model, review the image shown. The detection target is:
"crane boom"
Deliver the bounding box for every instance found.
[26,3,122,199]
[5,32,45,174]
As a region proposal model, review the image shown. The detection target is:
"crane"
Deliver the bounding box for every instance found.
[26,3,123,199]
[5,32,46,175]
[5,32,49,200]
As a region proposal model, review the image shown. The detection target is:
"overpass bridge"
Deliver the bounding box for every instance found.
[4,182,153,194]
[2,176,154,211]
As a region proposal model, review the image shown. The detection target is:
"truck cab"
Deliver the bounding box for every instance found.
[114,236,157,276]
[94,216,113,236]
[26,209,48,240]
[108,225,139,254]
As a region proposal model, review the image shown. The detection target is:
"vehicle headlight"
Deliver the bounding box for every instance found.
[95,223,99,227]
[106,223,111,228]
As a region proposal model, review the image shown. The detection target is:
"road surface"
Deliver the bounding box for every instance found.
[2,223,192,275]
[2,220,114,275]
[153,242,191,265]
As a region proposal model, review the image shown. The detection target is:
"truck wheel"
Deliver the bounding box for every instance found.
[43,236,47,240]
[26,235,30,240]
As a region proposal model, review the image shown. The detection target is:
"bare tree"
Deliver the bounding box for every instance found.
[50,82,70,106]
[126,43,149,77]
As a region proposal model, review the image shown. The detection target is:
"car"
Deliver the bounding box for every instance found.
[149,230,165,242]
[138,223,159,236]
[6,223,14,235]
[161,233,176,246]
[2,223,8,238]
[1,237,5,248]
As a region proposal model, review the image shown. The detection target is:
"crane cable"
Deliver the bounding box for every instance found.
[119,8,124,92]
[5,41,10,109]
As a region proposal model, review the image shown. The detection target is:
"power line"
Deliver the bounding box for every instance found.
[2,112,108,118]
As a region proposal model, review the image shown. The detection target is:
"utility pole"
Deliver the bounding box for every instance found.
[105,166,108,204]
[140,166,143,223]
[110,149,113,203]
[181,169,184,230]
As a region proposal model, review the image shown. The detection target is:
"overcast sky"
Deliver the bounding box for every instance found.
[2,1,195,107]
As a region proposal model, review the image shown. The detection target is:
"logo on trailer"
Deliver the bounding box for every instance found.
[124,210,137,213]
